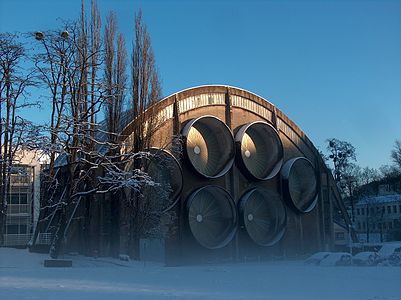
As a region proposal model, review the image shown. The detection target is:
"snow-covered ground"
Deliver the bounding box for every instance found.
[1,248,401,300]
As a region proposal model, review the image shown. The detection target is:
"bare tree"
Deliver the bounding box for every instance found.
[326,138,358,221]
[379,164,400,179]
[122,10,163,259]
[131,10,161,153]
[33,29,72,175]
[326,138,357,184]
[391,139,401,171]
[31,1,108,257]
[103,13,127,141]
[30,4,169,260]
[360,166,380,186]
[115,33,127,132]
[104,12,117,139]
[0,33,37,244]
[101,11,129,256]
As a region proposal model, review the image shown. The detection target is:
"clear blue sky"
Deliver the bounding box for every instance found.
[1,0,400,170]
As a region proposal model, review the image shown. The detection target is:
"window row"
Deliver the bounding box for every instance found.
[356,204,401,216]
[356,220,398,231]
[5,224,30,235]
[7,193,30,205]
[231,95,272,120]
[335,232,345,240]
[179,93,225,113]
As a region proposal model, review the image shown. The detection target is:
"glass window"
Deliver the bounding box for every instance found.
[361,208,365,216]
[357,208,360,215]
[19,194,28,204]
[19,224,28,234]
[6,224,19,234]
[8,193,29,205]
[10,194,19,205]
[393,205,397,213]
[387,206,391,214]
[335,232,345,240]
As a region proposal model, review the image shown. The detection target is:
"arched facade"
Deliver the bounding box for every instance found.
[120,85,351,264]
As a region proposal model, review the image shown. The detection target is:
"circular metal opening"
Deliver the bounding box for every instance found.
[281,157,318,213]
[239,188,286,246]
[186,186,237,249]
[134,148,183,213]
[182,116,235,178]
[235,122,283,180]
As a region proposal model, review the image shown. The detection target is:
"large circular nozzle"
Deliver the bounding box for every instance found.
[235,122,283,180]
[182,116,235,178]
[130,148,183,213]
[186,186,237,249]
[239,188,286,246]
[281,157,318,213]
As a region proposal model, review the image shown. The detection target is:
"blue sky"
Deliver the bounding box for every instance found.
[1,0,400,169]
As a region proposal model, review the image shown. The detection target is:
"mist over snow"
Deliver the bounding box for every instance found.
[1,248,401,300]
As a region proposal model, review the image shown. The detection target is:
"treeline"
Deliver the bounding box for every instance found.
[324,138,401,202]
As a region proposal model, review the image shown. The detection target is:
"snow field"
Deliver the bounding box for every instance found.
[1,248,401,300]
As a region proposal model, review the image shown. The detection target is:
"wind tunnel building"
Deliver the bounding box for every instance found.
[120,85,351,264]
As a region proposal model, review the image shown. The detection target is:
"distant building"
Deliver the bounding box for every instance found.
[333,221,351,251]
[3,150,47,247]
[378,184,393,196]
[354,193,401,243]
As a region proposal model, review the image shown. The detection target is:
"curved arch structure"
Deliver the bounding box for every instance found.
[117,85,353,263]
[121,85,325,171]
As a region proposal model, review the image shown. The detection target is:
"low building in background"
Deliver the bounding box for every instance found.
[333,221,351,251]
[355,192,401,243]
[3,150,47,247]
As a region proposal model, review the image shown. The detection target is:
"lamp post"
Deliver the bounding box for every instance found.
[35,31,69,40]
[328,139,357,247]
[328,140,352,183]
[348,223,353,255]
